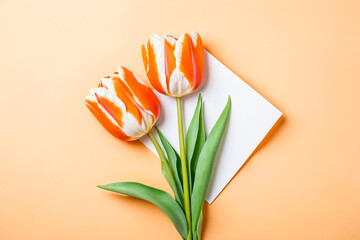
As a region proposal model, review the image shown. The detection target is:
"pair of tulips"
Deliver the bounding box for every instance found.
[85,31,203,140]
[85,31,231,240]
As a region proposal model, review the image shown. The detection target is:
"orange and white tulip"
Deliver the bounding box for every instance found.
[85,67,160,141]
[142,31,204,97]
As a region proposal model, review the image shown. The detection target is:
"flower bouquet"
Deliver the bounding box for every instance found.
[85,31,231,239]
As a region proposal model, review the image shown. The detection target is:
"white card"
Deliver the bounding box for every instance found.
[140,51,282,204]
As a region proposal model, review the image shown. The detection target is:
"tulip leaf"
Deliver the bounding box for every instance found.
[98,182,188,239]
[191,96,231,238]
[156,127,184,207]
[160,157,183,208]
[193,211,203,240]
[186,94,206,191]
[147,131,183,208]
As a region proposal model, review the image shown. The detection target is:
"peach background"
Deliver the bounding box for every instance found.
[1,0,360,239]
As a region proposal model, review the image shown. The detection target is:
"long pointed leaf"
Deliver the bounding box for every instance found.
[186,94,203,162]
[98,182,188,238]
[191,96,231,236]
[186,94,206,191]
[156,127,184,207]
[190,101,205,186]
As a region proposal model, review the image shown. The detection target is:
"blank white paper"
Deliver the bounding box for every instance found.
[140,51,282,204]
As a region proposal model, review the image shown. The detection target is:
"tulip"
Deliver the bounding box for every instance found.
[86,66,183,224]
[142,31,204,239]
[86,67,190,238]
[141,31,204,97]
[85,66,160,141]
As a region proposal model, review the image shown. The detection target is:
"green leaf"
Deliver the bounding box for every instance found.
[156,127,184,207]
[98,182,188,238]
[147,131,183,208]
[191,96,231,236]
[193,210,203,240]
[186,94,203,163]
[186,94,206,191]
[190,101,205,186]
[160,159,183,208]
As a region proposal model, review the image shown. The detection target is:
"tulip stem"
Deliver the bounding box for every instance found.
[147,131,168,165]
[147,131,183,205]
[176,97,192,240]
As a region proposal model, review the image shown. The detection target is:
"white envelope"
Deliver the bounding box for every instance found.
[140,51,282,204]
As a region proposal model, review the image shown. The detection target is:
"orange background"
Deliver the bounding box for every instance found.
[1,0,360,239]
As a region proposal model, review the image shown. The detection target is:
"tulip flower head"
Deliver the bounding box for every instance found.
[142,31,204,97]
[85,67,160,141]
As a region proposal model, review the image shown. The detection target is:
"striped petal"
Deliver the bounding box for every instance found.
[177,32,204,91]
[100,74,142,125]
[188,31,204,90]
[144,35,167,94]
[141,44,149,73]
[85,94,129,141]
[118,66,160,120]
[164,36,177,92]
[168,67,191,96]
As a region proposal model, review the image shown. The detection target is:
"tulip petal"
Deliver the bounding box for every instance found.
[85,96,129,141]
[189,31,204,90]
[173,32,204,93]
[141,44,149,73]
[164,36,177,93]
[179,33,197,89]
[100,74,143,125]
[118,67,160,120]
[146,36,167,94]
[93,88,149,140]
[168,68,191,96]
[91,88,126,127]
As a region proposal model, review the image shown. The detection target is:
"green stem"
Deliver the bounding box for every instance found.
[147,131,182,203]
[147,131,168,163]
[176,97,192,240]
